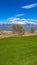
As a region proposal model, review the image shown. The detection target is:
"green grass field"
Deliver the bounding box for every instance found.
[0,36,37,65]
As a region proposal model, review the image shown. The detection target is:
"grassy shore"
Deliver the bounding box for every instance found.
[0,36,37,65]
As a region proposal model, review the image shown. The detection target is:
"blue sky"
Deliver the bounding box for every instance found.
[0,0,37,22]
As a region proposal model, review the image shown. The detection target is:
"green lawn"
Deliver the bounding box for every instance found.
[0,36,37,65]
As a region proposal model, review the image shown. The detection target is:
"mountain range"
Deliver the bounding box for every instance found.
[0,18,37,31]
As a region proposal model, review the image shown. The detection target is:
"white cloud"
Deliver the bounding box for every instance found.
[0,17,37,25]
[16,14,24,17]
[8,17,26,24]
[12,21,26,24]
[27,22,36,25]
[7,17,37,25]
[21,3,37,9]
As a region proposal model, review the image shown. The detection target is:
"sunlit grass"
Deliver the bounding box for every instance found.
[0,36,37,65]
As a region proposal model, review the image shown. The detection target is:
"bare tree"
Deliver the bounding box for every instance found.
[12,24,25,35]
[30,27,36,33]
